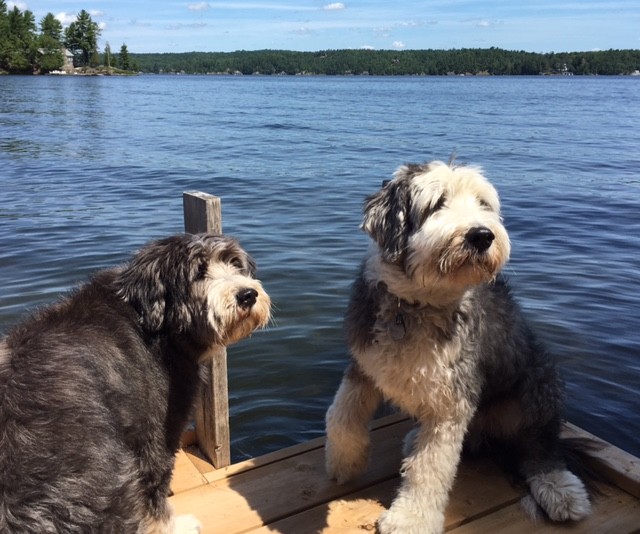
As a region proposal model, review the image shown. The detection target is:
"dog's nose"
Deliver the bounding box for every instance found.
[236,288,258,309]
[465,227,495,253]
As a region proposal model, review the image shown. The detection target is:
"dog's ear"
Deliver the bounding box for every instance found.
[116,241,172,334]
[116,236,208,334]
[361,175,412,264]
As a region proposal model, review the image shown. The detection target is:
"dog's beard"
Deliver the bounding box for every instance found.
[203,282,271,347]
[218,297,271,346]
[403,242,507,298]
[406,220,510,290]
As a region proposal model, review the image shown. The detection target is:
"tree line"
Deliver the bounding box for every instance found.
[2,1,638,76]
[0,1,135,74]
[132,48,640,76]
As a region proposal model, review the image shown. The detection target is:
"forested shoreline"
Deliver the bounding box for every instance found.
[2,0,639,77]
[1,1,134,74]
[132,49,640,76]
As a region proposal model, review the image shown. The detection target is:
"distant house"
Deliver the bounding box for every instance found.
[63,49,75,71]
[37,47,75,73]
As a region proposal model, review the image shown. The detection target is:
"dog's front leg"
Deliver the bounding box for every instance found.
[378,418,467,534]
[325,362,382,484]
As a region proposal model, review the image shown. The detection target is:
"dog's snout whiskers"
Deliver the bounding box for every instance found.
[465,226,495,253]
[236,287,258,309]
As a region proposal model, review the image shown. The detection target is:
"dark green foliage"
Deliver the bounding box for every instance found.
[40,12,63,42]
[118,43,130,71]
[37,13,64,73]
[0,3,37,73]
[36,39,63,72]
[130,48,640,76]
[64,9,100,68]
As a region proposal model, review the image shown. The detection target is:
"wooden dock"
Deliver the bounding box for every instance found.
[176,193,639,532]
[169,414,640,533]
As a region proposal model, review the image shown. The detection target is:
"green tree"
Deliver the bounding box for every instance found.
[40,12,62,41]
[103,42,116,68]
[64,9,100,67]
[0,1,10,71]
[119,43,130,70]
[37,13,64,73]
[4,5,37,72]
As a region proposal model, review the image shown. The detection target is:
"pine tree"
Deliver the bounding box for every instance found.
[40,12,62,42]
[37,13,64,72]
[119,43,130,71]
[64,9,100,68]
[103,42,114,68]
[4,5,37,72]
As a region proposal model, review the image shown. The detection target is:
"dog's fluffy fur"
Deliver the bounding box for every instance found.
[0,233,270,533]
[325,161,590,533]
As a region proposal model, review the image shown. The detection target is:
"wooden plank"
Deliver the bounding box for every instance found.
[170,416,640,533]
[562,422,640,499]
[448,484,640,534]
[195,348,231,469]
[170,417,413,533]
[246,479,395,533]
[202,413,410,483]
[183,191,230,469]
[171,449,208,495]
[183,191,222,235]
[444,456,523,529]
[247,456,523,534]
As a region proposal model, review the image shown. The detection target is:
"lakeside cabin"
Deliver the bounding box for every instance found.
[36,48,75,73]
[175,192,640,533]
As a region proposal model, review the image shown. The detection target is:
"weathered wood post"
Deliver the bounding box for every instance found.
[183,191,231,468]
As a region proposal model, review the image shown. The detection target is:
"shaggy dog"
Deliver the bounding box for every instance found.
[325,161,591,534]
[0,233,271,533]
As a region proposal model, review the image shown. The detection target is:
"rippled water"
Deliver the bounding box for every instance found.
[1,75,639,459]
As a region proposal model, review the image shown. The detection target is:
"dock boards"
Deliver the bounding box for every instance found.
[170,414,640,533]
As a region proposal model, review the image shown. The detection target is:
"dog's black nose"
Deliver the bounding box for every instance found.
[236,288,258,309]
[466,227,495,253]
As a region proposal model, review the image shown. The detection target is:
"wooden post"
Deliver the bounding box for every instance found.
[183,191,231,469]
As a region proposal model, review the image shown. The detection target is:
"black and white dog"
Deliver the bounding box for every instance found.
[325,161,590,533]
[0,233,271,533]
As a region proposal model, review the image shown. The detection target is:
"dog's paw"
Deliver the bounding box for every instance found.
[528,469,591,522]
[378,505,443,534]
[325,439,369,485]
[172,514,202,534]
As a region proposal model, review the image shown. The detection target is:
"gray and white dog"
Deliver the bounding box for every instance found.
[0,233,271,533]
[325,161,591,533]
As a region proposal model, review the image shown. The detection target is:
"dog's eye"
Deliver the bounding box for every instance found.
[432,195,446,212]
[418,195,446,227]
[478,198,492,210]
[229,257,245,271]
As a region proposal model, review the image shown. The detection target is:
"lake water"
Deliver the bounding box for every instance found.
[1,74,639,460]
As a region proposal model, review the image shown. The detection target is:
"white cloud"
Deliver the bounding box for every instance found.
[90,10,105,18]
[392,40,405,49]
[7,1,27,11]
[323,3,345,11]
[476,20,491,28]
[361,45,375,50]
[56,12,77,26]
[188,2,211,11]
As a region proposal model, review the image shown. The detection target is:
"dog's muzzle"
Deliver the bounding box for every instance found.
[236,288,258,309]
[465,227,495,253]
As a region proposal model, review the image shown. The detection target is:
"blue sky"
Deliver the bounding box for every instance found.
[11,1,640,54]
